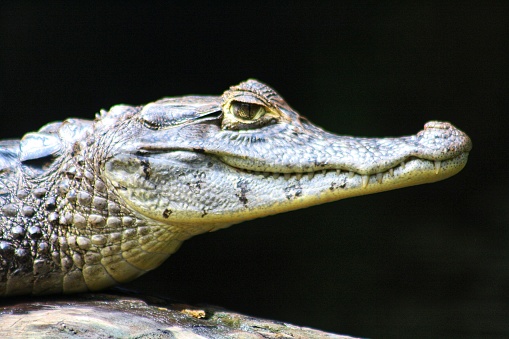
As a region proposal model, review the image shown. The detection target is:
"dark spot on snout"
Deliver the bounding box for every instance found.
[193,148,205,153]
[186,180,203,194]
[330,178,347,190]
[284,184,302,200]
[162,209,172,218]
[235,180,249,207]
[201,209,208,217]
[140,159,151,179]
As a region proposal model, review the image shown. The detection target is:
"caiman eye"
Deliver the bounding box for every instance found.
[230,102,266,120]
[222,100,279,130]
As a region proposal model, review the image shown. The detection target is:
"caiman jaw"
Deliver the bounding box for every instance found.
[227,153,468,189]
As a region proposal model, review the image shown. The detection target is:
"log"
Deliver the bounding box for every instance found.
[0,289,356,338]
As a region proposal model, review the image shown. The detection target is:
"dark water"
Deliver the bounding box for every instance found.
[1,2,507,338]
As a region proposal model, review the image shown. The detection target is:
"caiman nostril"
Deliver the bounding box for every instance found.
[424,121,453,130]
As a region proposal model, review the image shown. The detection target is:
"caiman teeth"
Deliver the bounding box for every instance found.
[362,175,369,188]
[434,160,441,174]
[237,157,445,186]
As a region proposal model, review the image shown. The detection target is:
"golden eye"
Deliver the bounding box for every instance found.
[230,102,266,121]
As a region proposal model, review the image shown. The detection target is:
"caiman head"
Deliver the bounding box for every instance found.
[101,79,471,237]
[2,79,471,295]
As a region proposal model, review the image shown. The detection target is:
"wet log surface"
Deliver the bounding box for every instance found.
[0,289,356,338]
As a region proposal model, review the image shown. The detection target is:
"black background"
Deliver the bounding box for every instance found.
[1,2,507,338]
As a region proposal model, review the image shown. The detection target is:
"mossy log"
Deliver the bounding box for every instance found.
[0,290,356,338]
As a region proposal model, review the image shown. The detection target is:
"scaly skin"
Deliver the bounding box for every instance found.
[0,80,471,296]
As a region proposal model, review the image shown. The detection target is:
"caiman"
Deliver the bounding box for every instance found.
[0,80,471,296]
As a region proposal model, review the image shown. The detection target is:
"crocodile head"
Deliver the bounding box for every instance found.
[102,79,471,237]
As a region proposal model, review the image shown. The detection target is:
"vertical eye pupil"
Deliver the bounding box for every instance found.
[239,103,252,119]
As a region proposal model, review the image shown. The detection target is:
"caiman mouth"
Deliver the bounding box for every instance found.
[220,153,469,189]
[135,120,471,200]
[137,145,470,191]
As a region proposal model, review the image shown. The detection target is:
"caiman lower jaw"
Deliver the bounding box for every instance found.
[193,152,470,231]
[222,153,469,190]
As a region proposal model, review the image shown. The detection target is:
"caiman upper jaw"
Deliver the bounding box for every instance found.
[214,120,471,175]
